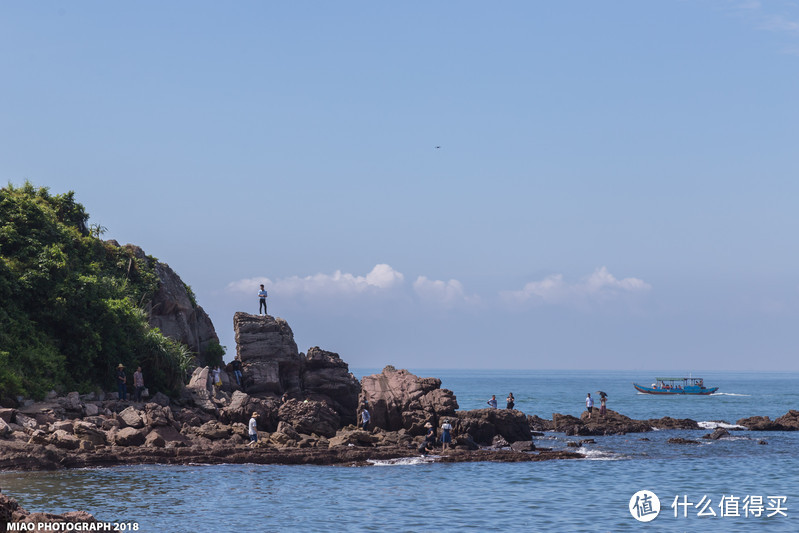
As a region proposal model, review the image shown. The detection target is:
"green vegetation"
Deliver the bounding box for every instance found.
[0,182,193,400]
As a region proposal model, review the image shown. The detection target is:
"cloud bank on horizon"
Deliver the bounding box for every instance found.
[226,264,649,312]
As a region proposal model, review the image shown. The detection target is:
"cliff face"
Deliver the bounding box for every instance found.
[121,243,220,363]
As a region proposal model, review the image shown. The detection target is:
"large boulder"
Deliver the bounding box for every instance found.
[301,347,361,424]
[219,391,279,431]
[277,399,340,438]
[234,313,302,395]
[114,427,145,447]
[774,410,799,430]
[736,415,785,431]
[359,367,458,434]
[455,409,532,445]
[186,367,218,414]
[73,421,107,446]
[118,406,145,429]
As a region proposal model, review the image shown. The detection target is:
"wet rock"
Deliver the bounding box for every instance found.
[0,493,100,527]
[360,367,458,433]
[492,435,510,448]
[702,428,731,440]
[758,440,768,445]
[647,416,700,430]
[528,414,554,432]
[566,441,582,448]
[510,440,535,452]
[278,399,340,438]
[774,410,799,430]
[736,416,785,431]
[667,437,701,445]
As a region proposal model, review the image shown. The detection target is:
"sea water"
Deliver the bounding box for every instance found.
[1,370,797,532]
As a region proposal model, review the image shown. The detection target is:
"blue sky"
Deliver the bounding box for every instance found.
[2,1,798,370]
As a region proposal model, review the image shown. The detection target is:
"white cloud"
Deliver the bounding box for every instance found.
[502,267,651,308]
[226,264,404,298]
[413,276,479,308]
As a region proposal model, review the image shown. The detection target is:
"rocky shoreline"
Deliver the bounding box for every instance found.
[1,313,797,473]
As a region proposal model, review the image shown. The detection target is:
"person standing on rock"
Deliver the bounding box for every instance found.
[360,408,371,431]
[586,393,594,419]
[441,419,453,450]
[116,364,127,401]
[599,394,607,418]
[487,395,498,409]
[258,284,268,315]
[506,393,515,410]
[133,366,145,402]
[232,357,243,387]
[248,412,259,446]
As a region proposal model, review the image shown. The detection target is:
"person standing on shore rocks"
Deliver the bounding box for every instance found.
[248,412,259,446]
[599,394,607,418]
[258,284,268,315]
[441,419,453,450]
[487,395,498,409]
[116,364,127,401]
[133,366,144,402]
[506,393,515,410]
[232,357,243,387]
[586,393,594,419]
[360,408,371,431]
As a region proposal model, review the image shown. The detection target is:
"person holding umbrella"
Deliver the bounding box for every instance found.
[597,391,608,418]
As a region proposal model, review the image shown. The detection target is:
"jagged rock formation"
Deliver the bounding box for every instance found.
[737,410,799,431]
[359,366,458,434]
[302,347,361,423]
[454,408,532,444]
[112,242,220,363]
[0,494,99,528]
[232,313,361,424]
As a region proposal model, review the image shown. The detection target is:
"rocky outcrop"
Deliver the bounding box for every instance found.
[551,410,652,436]
[301,347,361,424]
[234,312,302,395]
[232,314,361,424]
[219,391,279,431]
[117,243,220,364]
[277,399,340,438]
[737,410,799,431]
[455,409,532,445]
[0,493,99,528]
[359,367,458,434]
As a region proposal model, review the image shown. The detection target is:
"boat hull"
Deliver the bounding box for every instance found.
[633,383,718,395]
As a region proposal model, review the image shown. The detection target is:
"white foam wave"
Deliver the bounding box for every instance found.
[698,421,747,430]
[578,449,624,461]
[710,392,750,397]
[367,456,438,466]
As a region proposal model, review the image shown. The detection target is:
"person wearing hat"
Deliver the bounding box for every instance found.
[423,421,436,452]
[116,364,127,401]
[441,419,453,450]
[248,412,260,446]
